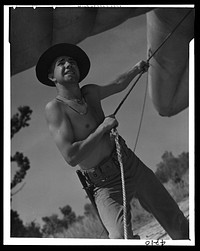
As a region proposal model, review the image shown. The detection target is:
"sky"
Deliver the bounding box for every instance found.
[8,10,190,228]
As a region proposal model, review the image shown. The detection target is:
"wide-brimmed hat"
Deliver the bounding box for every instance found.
[35,43,90,86]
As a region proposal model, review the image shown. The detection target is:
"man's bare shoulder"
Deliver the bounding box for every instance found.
[45,98,60,114]
[45,99,63,125]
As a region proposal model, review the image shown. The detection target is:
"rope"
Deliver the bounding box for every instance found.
[147,9,193,63]
[112,76,149,239]
[133,77,148,153]
[112,128,128,239]
[113,71,144,116]
[113,8,193,117]
[111,9,193,240]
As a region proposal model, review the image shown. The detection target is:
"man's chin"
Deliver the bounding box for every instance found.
[64,75,78,82]
[62,78,79,85]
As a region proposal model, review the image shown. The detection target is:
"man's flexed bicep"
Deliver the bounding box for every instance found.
[45,100,75,166]
[45,100,118,167]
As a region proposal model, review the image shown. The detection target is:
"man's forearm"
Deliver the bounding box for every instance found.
[99,61,148,100]
[113,65,141,92]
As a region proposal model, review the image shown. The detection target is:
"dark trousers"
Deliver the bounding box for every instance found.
[85,137,189,239]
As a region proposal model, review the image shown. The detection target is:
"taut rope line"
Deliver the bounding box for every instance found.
[111,9,193,240]
[113,8,193,117]
[133,78,148,153]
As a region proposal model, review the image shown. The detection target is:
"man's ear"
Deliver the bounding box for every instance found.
[48,72,56,83]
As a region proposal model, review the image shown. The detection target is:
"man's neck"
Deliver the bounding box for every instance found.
[56,83,82,100]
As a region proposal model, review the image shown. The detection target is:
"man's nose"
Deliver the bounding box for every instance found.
[64,62,72,69]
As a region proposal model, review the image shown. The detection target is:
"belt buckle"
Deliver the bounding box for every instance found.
[88,166,104,182]
[91,165,110,184]
[89,168,99,178]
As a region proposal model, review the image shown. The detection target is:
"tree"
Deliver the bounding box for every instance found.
[11,106,43,237]
[42,214,63,237]
[11,210,42,237]
[10,209,26,237]
[176,152,189,176]
[59,205,77,227]
[155,151,189,183]
[24,221,42,237]
[84,203,98,219]
[11,106,32,139]
[11,106,32,193]
[11,152,30,190]
[42,205,79,237]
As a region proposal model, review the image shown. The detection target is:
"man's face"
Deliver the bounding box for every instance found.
[48,56,80,85]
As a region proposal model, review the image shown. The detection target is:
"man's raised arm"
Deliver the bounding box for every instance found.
[98,60,149,100]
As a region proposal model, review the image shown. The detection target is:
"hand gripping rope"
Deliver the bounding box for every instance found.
[110,9,193,239]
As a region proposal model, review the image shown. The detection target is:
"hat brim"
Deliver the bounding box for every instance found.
[35,43,90,86]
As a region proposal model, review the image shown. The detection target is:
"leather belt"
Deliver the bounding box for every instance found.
[83,136,131,186]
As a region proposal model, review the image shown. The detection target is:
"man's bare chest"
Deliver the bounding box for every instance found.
[65,102,104,140]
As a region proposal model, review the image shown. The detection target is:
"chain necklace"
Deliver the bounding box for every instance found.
[56,95,88,115]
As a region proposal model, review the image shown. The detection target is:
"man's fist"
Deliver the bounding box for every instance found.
[102,114,119,132]
[136,60,149,73]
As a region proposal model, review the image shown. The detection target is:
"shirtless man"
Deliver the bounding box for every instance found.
[36,43,189,239]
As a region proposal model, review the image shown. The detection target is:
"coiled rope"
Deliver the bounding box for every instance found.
[111,9,193,240]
